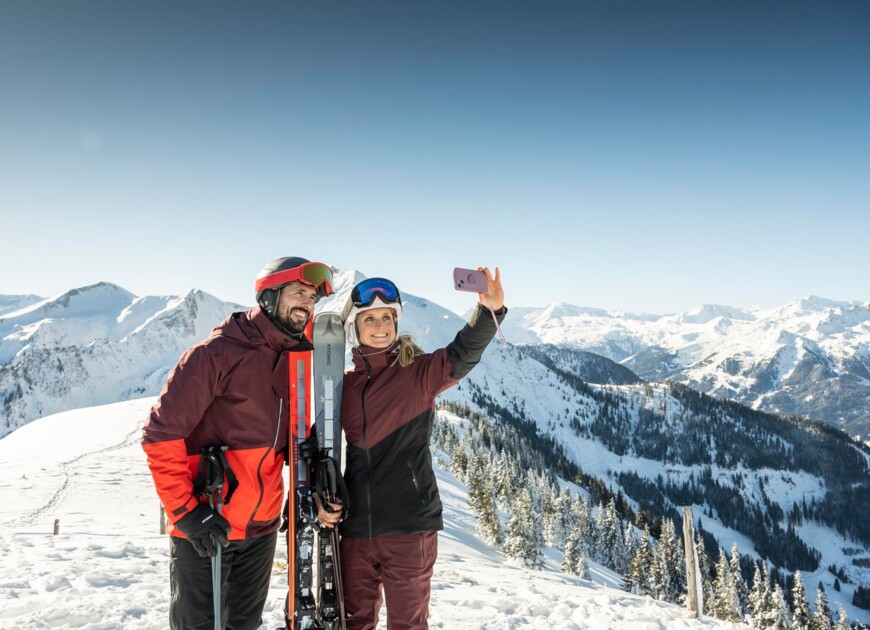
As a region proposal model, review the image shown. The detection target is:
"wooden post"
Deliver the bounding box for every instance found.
[682,507,701,619]
[159,504,166,535]
[53,519,60,535]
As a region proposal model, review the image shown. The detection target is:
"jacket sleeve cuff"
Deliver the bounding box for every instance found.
[169,496,201,522]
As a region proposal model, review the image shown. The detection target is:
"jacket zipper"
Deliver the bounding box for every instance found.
[406,457,425,505]
[246,394,282,536]
[361,359,374,539]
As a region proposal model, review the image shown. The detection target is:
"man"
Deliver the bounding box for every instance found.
[142,257,334,630]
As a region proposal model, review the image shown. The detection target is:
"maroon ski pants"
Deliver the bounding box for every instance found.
[340,532,438,630]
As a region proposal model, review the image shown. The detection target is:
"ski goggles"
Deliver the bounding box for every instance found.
[253,261,335,295]
[350,277,401,308]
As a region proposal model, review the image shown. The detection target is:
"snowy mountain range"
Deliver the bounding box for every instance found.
[500,298,870,438]
[1,272,868,624]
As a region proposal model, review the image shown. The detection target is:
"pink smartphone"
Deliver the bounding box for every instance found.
[453,267,487,292]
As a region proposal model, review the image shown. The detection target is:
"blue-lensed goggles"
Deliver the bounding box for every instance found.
[351,277,401,308]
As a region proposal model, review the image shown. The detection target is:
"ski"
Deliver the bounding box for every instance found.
[286,313,347,630]
[311,312,347,630]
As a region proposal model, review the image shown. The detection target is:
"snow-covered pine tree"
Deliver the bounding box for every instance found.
[503,487,543,569]
[450,430,472,481]
[812,584,832,630]
[620,519,636,575]
[600,497,621,570]
[729,542,749,618]
[768,582,794,630]
[467,452,502,546]
[652,517,685,604]
[791,570,812,630]
[749,561,771,627]
[593,502,607,565]
[493,449,513,504]
[833,605,850,630]
[542,486,564,548]
[576,551,591,581]
[562,522,581,575]
[710,547,742,622]
[625,525,653,596]
[575,496,594,557]
[695,534,714,616]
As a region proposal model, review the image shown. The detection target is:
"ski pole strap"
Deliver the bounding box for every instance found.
[194,445,239,506]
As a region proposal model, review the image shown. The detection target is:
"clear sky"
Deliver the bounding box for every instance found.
[1,1,868,315]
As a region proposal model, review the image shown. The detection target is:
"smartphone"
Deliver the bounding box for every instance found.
[453,267,488,292]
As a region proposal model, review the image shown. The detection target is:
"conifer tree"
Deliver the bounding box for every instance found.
[695,534,714,616]
[768,582,794,630]
[575,497,594,557]
[652,518,684,604]
[593,502,607,564]
[621,520,636,575]
[504,488,543,569]
[812,584,832,630]
[600,497,621,570]
[562,523,581,575]
[711,548,742,622]
[749,561,770,626]
[625,526,653,596]
[791,571,812,630]
[576,551,592,581]
[542,488,564,548]
[729,542,749,617]
[467,453,502,546]
[833,605,850,630]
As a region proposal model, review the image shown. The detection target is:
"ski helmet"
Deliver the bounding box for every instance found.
[254,256,334,318]
[341,277,403,347]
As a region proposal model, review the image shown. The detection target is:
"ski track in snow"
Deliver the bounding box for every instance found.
[1,399,754,629]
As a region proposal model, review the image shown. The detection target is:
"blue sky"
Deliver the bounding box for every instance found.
[1,1,868,315]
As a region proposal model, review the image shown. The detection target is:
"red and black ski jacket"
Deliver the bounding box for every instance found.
[340,304,506,539]
[142,306,312,540]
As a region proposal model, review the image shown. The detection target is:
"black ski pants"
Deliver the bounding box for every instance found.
[169,531,277,630]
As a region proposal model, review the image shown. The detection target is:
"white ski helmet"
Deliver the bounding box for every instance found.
[341,277,403,347]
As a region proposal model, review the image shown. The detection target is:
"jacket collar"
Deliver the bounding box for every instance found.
[352,340,400,373]
[247,306,314,352]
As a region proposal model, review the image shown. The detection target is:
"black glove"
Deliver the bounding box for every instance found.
[298,434,320,465]
[175,504,231,558]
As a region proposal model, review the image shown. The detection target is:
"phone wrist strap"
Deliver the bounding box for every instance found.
[488,306,507,346]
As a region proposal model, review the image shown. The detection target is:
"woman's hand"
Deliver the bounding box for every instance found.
[314,495,343,529]
[477,267,504,311]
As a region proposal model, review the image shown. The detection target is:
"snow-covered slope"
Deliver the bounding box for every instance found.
[0,398,753,629]
[0,293,42,316]
[501,297,870,437]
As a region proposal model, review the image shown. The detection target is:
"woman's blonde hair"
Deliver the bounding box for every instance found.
[393,334,424,368]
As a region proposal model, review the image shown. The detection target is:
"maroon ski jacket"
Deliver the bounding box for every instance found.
[142,306,312,540]
[340,304,506,539]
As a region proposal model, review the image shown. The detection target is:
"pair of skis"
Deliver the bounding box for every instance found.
[286,312,347,630]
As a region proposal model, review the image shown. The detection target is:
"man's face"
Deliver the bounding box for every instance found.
[275,281,317,334]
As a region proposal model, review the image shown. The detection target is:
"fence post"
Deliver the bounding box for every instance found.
[159,503,166,535]
[53,518,60,535]
[682,507,700,619]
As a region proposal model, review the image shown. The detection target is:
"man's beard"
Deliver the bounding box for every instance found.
[276,307,311,335]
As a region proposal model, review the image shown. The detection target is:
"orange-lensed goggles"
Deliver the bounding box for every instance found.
[254,262,335,295]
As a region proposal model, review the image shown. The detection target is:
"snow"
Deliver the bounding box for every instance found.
[0,399,752,630]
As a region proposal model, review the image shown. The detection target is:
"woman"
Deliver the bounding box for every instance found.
[320,268,505,630]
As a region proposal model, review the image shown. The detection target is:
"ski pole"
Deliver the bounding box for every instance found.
[210,484,223,630]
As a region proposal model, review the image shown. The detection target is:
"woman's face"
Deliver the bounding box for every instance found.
[356,307,397,348]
